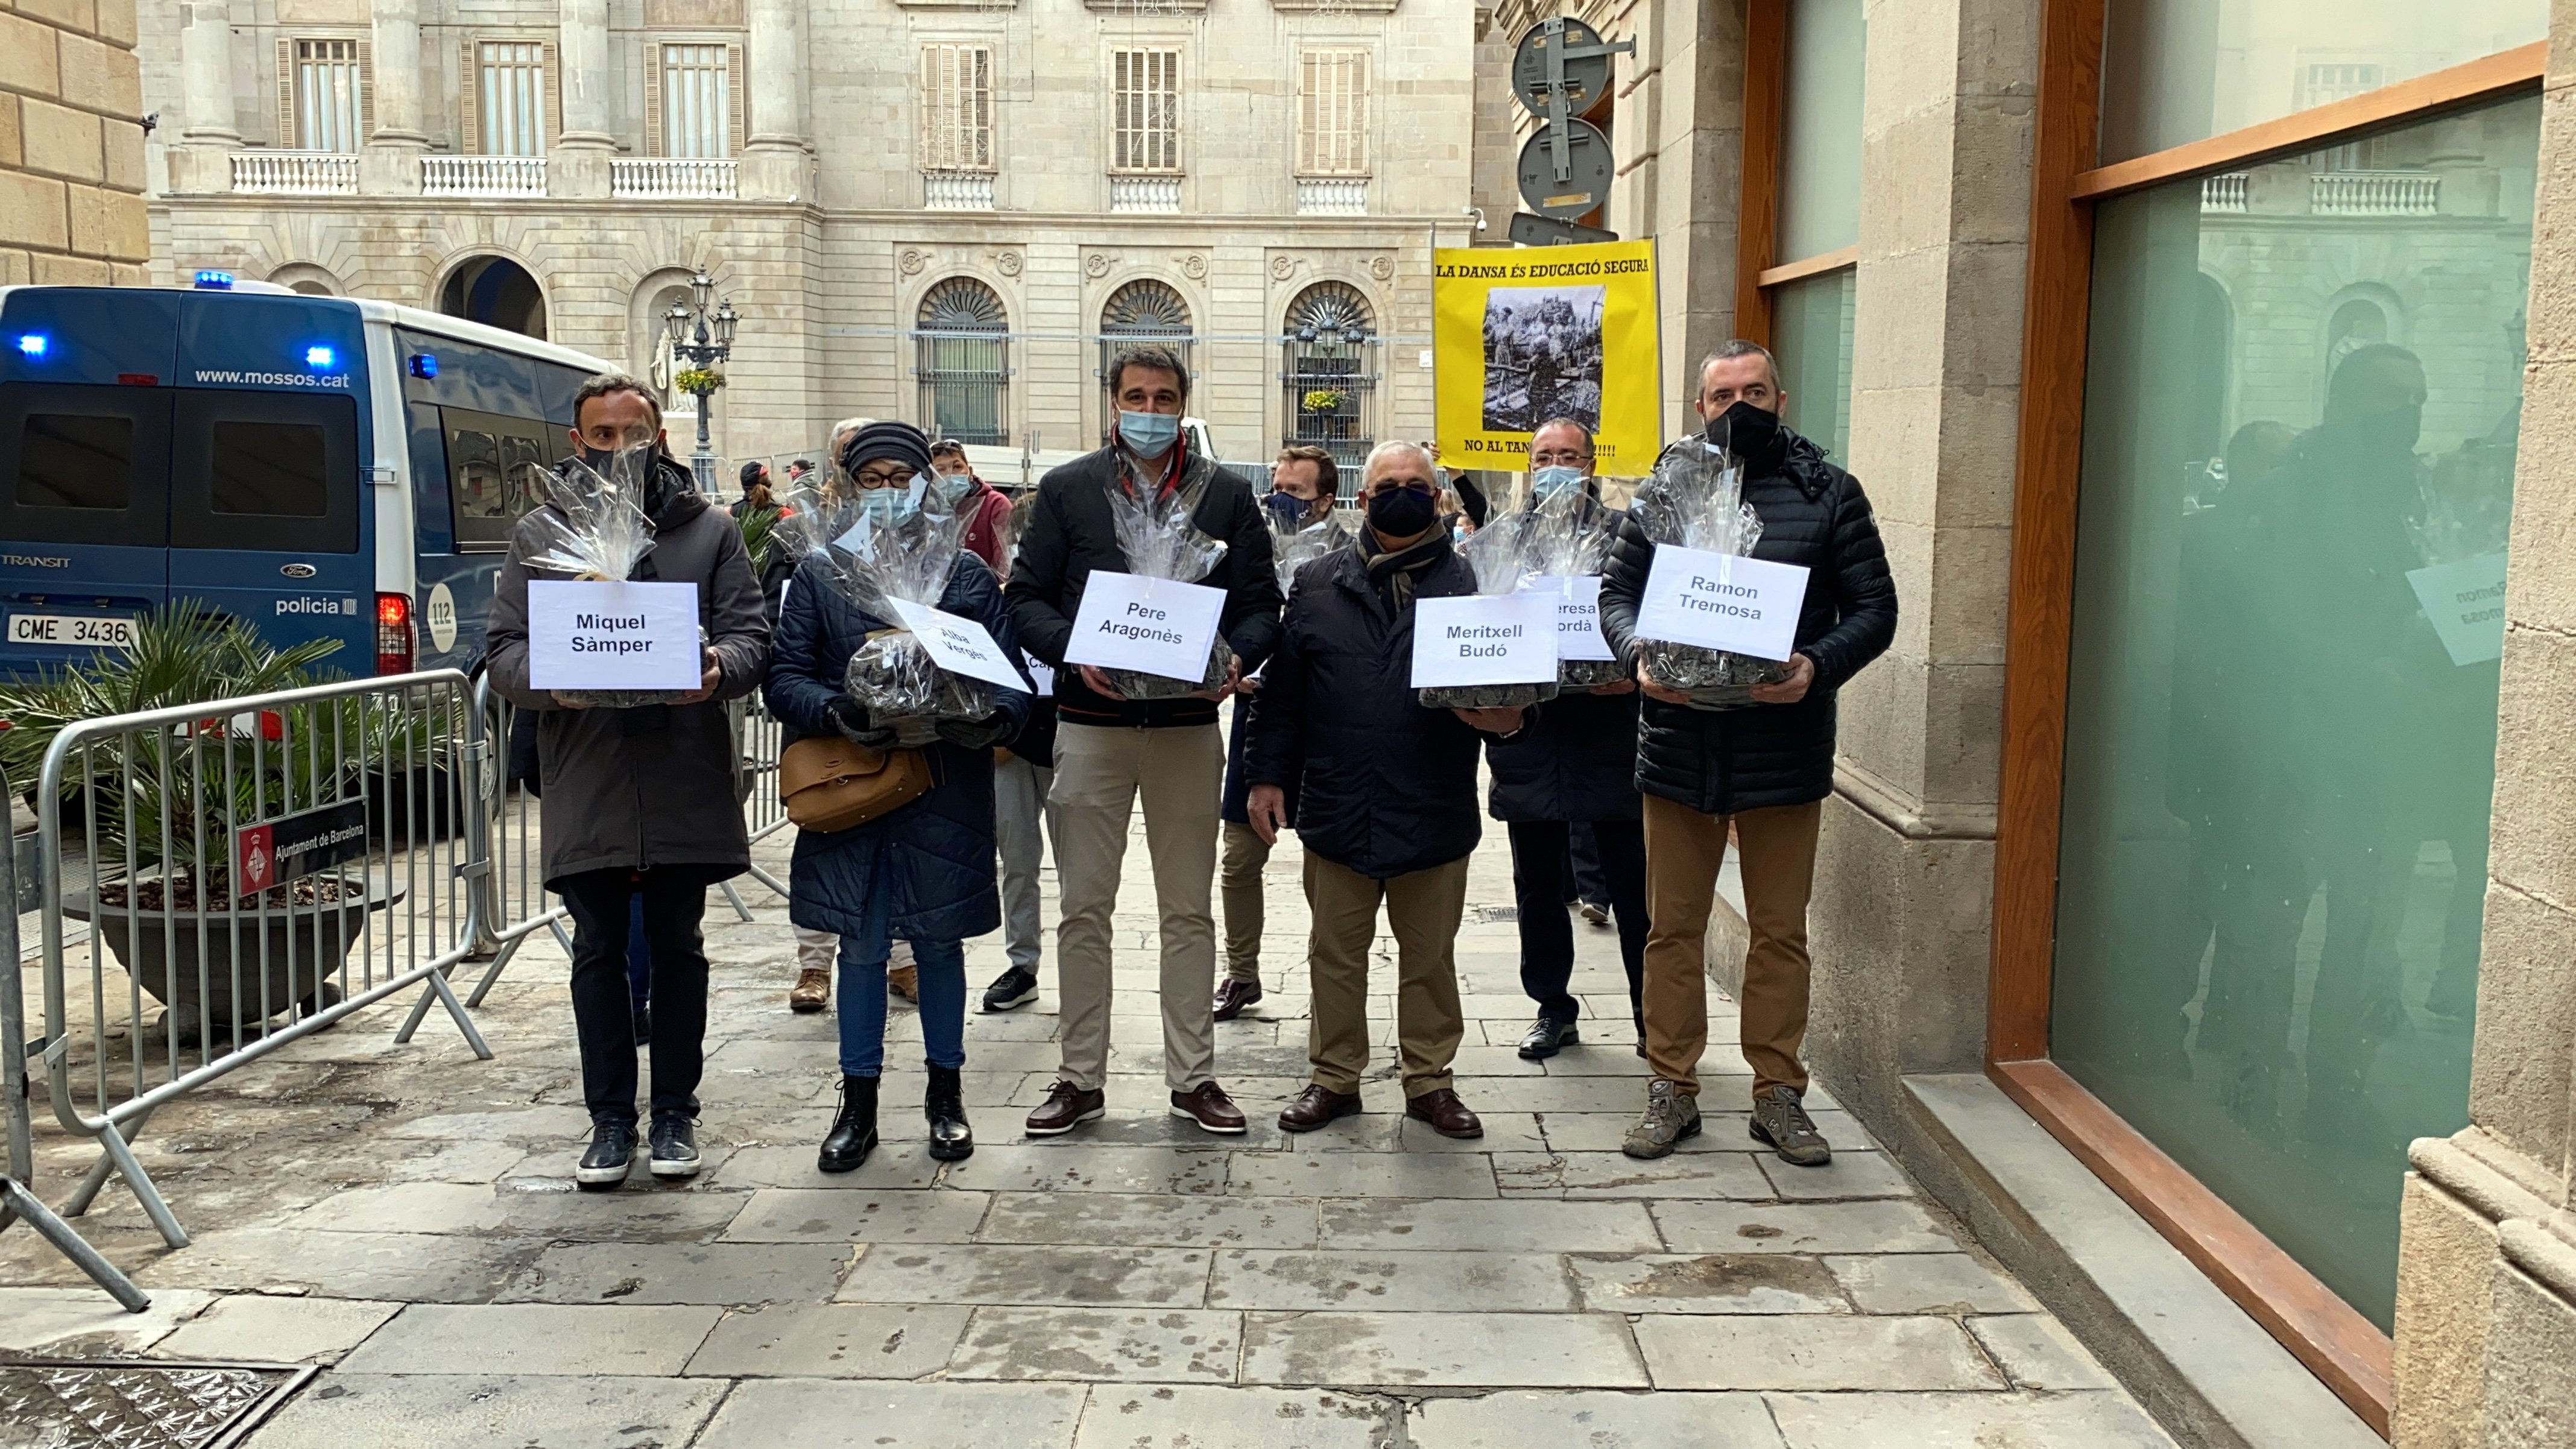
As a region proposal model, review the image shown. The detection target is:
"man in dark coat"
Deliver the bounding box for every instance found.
[1597,341,1897,1166]
[1245,441,1527,1141]
[1004,344,1282,1137]
[1488,419,1650,1061]
[487,372,770,1189]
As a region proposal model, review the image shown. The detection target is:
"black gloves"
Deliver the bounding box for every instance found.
[933,713,1014,751]
[829,695,901,751]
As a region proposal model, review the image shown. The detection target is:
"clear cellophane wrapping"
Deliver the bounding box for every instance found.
[1097,465,1234,700]
[1629,443,1787,710]
[1522,482,1629,689]
[1417,507,1561,712]
[775,480,996,747]
[1271,507,1350,596]
[530,447,706,709]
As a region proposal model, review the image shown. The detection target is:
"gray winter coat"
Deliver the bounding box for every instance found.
[485,455,772,886]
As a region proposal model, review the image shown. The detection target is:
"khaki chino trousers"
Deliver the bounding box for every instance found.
[1640,794,1823,1100]
[1302,852,1469,1098]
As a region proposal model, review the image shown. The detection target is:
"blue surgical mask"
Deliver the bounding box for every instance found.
[1531,465,1586,503]
[930,470,973,505]
[856,479,922,528]
[1119,411,1181,459]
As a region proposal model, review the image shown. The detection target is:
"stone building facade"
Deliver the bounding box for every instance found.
[137,0,1481,475]
[4,0,151,286]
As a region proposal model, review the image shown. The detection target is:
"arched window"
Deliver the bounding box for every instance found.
[915,277,1011,446]
[1097,279,1195,396]
[1282,281,1377,487]
[438,255,547,339]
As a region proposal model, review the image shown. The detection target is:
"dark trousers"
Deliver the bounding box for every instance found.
[560,868,711,1126]
[1568,822,1609,908]
[627,892,653,1011]
[1509,818,1649,1028]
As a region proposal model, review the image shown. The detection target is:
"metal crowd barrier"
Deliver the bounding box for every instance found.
[33,671,493,1250]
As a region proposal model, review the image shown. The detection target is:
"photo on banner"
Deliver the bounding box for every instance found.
[1433,239,1659,476]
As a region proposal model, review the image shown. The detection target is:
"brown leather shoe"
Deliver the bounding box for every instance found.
[1212,977,1263,1022]
[1404,1087,1483,1140]
[788,968,832,1014]
[1277,1084,1362,1133]
[1024,1079,1105,1137]
[1169,1081,1248,1135]
[887,964,920,1002]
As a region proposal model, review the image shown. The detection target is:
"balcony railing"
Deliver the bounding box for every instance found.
[421,154,548,197]
[2200,173,2247,213]
[1108,175,1182,215]
[611,157,737,199]
[230,150,358,195]
[923,171,996,210]
[2311,171,2440,217]
[1296,177,1368,216]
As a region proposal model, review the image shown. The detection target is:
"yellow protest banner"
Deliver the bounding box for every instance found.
[1432,239,1659,476]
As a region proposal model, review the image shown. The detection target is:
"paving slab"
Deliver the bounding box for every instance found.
[133,1227,545,1302]
[720,1187,992,1243]
[1763,1389,2181,1447]
[706,1141,944,1189]
[248,1372,730,1449]
[692,1377,1090,1449]
[1319,1197,1661,1252]
[150,1293,400,1362]
[1493,1151,1773,1199]
[1967,1312,2120,1391]
[506,1240,852,1304]
[1649,1199,1960,1255]
[1072,1384,1401,1449]
[1538,1110,1864,1155]
[841,1243,1213,1307]
[1208,1249,1575,1312]
[336,1302,722,1376]
[948,1305,1243,1382]
[0,1286,213,1353]
[1409,1389,1788,1447]
[1278,1111,1547,1154]
[1226,1151,1498,1199]
[1634,1315,2006,1392]
[1756,1150,1915,1200]
[943,1143,1232,1196]
[1238,1310,1647,1388]
[1566,1253,1848,1315]
[683,1301,972,1378]
[1828,1252,2036,1314]
[979,1191,1321,1249]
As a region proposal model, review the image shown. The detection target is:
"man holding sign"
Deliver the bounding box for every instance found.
[1597,343,1897,1166]
[1246,441,1528,1141]
[488,372,772,1190]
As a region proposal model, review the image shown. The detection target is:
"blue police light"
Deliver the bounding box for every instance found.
[14,334,46,359]
[407,352,438,379]
[194,270,235,289]
[305,344,335,368]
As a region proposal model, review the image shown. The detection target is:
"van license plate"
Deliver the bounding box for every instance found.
[9,613,139,650]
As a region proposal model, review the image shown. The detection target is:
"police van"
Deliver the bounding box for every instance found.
[0,277,613,681]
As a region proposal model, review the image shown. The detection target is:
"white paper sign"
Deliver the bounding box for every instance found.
[528,580,701,690]
[1022,654,1056,696]
[1632,545,1809,663]
[1530,574,1613,661]
[886,598,1030,692]
[1410,591,1561,688]
[2407,551,2510,667]
[1062,571,1227,682]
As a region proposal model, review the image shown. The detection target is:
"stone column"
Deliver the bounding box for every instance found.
[168,0,237,194]
[737,0,810,203]
[548,0,613,199]
[359,0,427,196]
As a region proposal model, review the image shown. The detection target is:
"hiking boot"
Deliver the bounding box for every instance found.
[982,967,1040,1012]
[1024,1079,1106,1137]
[648,1116,701,1179]
[926,1064,974,1162]
[1517,1014,1579,1061]
[1749,1084,1831,1166]
[577,1120,637,1190]
[1213,977,1263,1022]
[819,1075,879,1173]
[788,967,832,1013]
[1622,1078,1702,1160]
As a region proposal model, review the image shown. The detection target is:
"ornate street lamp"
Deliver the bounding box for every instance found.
[664,270,739,492]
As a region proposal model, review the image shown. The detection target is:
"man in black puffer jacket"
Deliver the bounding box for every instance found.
[1597,341,1897,1167]
[1244,441,1528,1143]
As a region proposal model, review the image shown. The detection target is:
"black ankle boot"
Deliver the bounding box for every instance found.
[925,1062,974,1162]
[819,1074,879,1173]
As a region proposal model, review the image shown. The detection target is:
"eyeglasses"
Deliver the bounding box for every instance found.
[1365,478,1438,498]
[853,467,910,488]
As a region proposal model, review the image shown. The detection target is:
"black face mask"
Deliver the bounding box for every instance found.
[1365,485,1440,539]
[577,444,616,472]
[1705,399,1780,458]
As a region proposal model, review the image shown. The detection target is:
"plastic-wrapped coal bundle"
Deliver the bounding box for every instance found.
[1270,508,1351,595]
[527,447,707,709]
[780,481,998,745]
[1418,511,1561,711]
[1630,444,1790,710]
[1521,482,1629,689]
[1097,475,1234,700]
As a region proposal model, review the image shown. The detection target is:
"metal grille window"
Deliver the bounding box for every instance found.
[478,42,545,157]
[1281,281,1377,485]
[294,39,363,152]
[1296,49,1369,177]
[661,43,730,158]
[915,278,1011,447]
[920,45,994,172]
[1111,49,1181,172]
[1097,278,1195,395]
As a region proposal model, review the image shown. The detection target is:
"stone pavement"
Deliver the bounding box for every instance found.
[0,796,2181,1448]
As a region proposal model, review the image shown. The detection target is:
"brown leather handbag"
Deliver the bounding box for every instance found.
[778,734,933,833]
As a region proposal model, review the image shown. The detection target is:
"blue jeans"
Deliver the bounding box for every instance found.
[833,852,968,1078]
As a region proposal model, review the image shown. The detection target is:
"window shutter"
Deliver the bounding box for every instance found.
[1350,52,1369,175]
[277,38,297,145]
[972,46,991,169]
[645,44,664,156]
[356,38,375,139]
[541,41,560,144]
[459,38,479,153]
[1295,52,1315,174]
[725,43,744,154]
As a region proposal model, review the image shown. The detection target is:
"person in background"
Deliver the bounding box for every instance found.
[1005,343,1280,1137]
[1597,341,1898,1164]
[930,438,1016,576]
[983,488,1059,1012]
[487,371,770,1189]
[765,420,1031,1170]
[1489,418,1650,1062]
[1246,440,1524,1141]
[1217,444,1337,1021]
[786,458,815,487]
[733,460,777,519]
[1568,824,1614,927]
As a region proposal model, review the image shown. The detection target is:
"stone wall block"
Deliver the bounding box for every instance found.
[22,97,104,182]
[2464,876,2576,1175]
[60,30,143,117]
[2482,1255,2576,1448]
[0,96,22,169]
[32,251,112,285]
[1923,517,2012,666]
[2487,612,2576,909]
[0,169,70,251]
[1834,648,1932,812]
[15,0,99,36]
[0,13,65,96]
[2391,1175,2501,1449]
[2498,362,2576,635]
[1920,655,2004,811]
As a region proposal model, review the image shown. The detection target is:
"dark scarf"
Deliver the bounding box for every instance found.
[1362,528,1449,611]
